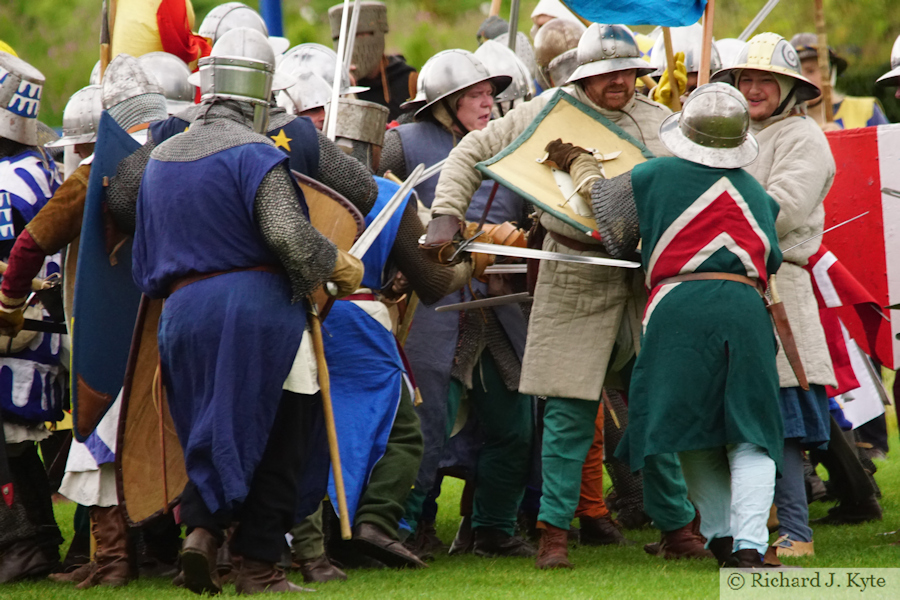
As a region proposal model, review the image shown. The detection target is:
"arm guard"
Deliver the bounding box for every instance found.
[590,172,640,260]
[315,130,379,215]
[106,140,156,235]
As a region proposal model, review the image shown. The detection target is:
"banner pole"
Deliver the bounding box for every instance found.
[698,0,716,86]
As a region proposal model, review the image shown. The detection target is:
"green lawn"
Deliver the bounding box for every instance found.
[3,413,899,599]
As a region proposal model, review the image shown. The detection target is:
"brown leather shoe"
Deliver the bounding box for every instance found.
[48,561,95,584]
[0,540,59,583]
[181,528,222,595]
[535,524,572,569]
[578,516,634,546]
[235,558,314,594]
[295,554,347,583]
[658,521,714,560]
[353,523,427,569]
[75,506,134,589]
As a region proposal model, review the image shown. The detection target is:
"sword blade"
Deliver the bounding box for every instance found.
[483,264,528,274]
[739,0,781,41]
[781,211,869,253]
[464,242,641,269]
[349,163,426,259]
[435,292,532,312]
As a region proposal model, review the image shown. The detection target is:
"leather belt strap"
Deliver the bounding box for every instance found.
[656,272,764,294]
[126,123,151,134]
[339,293,377,302]
[169,265,282,296]
[548,231,604,253]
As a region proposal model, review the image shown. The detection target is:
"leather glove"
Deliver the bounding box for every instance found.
[0,307,26,337]
[570,153,605,197]
[329,250,365,299]
[421,214,464,264]
[653,51,687,111]
[471,252,496,281]
[544,139,591,173]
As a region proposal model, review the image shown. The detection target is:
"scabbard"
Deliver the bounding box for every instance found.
[767,301,810,391]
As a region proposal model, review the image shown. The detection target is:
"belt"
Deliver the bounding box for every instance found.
[548,231,605,253]
[339,293,377,302]
[169,265,282,296]
[656,272,764,295]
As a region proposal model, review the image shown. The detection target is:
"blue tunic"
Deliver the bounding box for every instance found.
[134,141,307,514]
[324,176,409,521]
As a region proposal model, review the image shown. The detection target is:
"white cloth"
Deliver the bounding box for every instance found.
[2,421,50,444]
[679,443,776,556]
[283,327,319,394]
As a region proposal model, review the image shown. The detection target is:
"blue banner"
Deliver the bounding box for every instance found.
[562,0,707,27]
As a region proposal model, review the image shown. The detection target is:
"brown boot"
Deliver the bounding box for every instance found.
[294,554,346,583]
[234,558,314,594]
[48,561,95,584]
[75,506,134,589]
[181,528,222,595]
[658,520,714,560]
[578,515,634,546]
[535,524,572,570]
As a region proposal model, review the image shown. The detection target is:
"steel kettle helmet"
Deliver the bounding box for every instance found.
[138,52,194,115]
[0,51,45,145]
[46,85,104,148]
[475,40,534,103]
[410,49,512,118]
[566,24,655,85]
[876,35,900,87]
[648,24,722,76]
[658,82,759,169]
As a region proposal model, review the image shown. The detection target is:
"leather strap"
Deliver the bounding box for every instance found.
[169,265,282,296]
[549,231,604,253]
[126,123,151,134]
[656,272,764,294]
[339,293,377,302]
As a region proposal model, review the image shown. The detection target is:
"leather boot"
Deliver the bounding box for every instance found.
[234,558,314,594]
[0,540,59,583]
[658,520,714,560]
[707,537,733,567]
[472,527,536,557]
[535,524,572,570]
[75,506,134,589]
[578,515,634,546]
[294,554,346,583]
[448,516,474,555]
[725,549,766,568]
[181,528,222,595]
[48,561,95,584]
[353,523,427,569]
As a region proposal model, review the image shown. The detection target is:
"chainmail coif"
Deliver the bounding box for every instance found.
[590,172,640,260]
[107,93,169,132]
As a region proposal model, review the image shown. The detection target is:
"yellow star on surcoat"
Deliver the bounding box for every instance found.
[270,128,292,152]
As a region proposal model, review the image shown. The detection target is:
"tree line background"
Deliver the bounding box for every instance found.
[1,0,898,127]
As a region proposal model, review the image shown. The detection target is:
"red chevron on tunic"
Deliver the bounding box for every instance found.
[646,177,772,288]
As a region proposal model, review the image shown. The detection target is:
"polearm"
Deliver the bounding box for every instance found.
[813,0,834,122]
[342,0,363,75]
[508,0,520,53]
[697,0,716,86]
[99,0,111,79]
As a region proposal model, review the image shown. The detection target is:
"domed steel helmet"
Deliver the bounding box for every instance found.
[101,53,165,110]
[475,40,534,103]
[547,48,579,88]
[876,35,900,87]
[658,82,759,169]
[188,28,292,133]
[494,32,539,81]
[649,24,722,76]
[0,51,44,146]
[89,59,101,85]
[412,49,512,118]
[399,56,433,112]
[278,44,367,96]
[711,32,821,103]
[533,17,585,89]
[566,23,655,85]
[46,85,103,148]
[790,32,847,76]
[277,72,333,115]
[199,2,289,55]
[138,52,194,115]
[715,39,748,69]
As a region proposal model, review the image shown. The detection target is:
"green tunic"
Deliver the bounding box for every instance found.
[615,158,784,472]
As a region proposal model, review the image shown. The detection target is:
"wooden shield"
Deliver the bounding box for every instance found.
[476,89,655,238]
[116,174,364,524]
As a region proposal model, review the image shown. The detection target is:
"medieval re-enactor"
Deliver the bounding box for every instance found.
[131,29,363,595]
[714,32,837,559]
[426,24,710,569]
[876,34,900,100]
[378,48,538,559]
[0,51,65,584]
[328,1,417,122]
[550,83,785,568]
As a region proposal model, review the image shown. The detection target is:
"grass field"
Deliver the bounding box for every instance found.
[3,413,899,599]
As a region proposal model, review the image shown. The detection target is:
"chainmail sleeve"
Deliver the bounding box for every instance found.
[590,172,640,259]
[106,139,156,235]
[376,128,407,180]
[390,195,472,305]
[315,129,379,215]
[254,165,339,302]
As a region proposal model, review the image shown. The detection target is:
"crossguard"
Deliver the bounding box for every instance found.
[449,230,486,263]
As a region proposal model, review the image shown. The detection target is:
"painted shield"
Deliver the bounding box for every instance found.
[476,89,654,239]
[70,112,143,442]
[821,124,900,369]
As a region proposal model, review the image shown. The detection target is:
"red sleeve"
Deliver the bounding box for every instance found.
[0,230,46,307]
[156,0,212,66]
